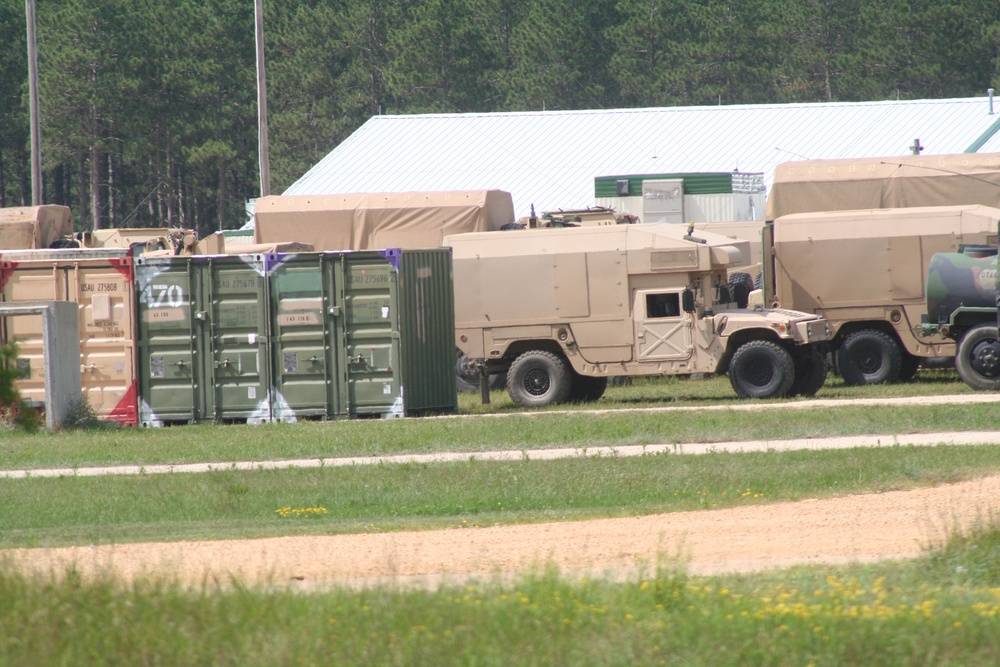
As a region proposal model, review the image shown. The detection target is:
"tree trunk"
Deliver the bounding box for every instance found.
[78,152,89,229]
[90,142,101,230]
[107,153,116,225]
[217,161,227,231]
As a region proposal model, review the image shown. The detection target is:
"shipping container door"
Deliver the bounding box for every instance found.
[0,253,137,425]
[343,254,403,416]
[205,256,271,423]
[268,253,341,421]
[136,258,202,425]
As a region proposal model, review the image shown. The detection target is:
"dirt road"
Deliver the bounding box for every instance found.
[4,394,1000,588]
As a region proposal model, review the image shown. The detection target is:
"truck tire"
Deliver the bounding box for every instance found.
[897,351,921,383]
[455,350,505,392]
[728,340,795,399]
[507,350,573,407]
[838,330,902,385]
[728,272,753,308]
[568,372,608,402]
[955,324,1000,390]
[789,346,827,397]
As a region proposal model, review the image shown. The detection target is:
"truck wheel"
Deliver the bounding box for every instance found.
[897,351,921,383]
[789,346,827,396]
[838,330,902,385]
[455,351,481,392]
[728,340,795,399]
[507,350,573,407]
[455,350,505,392]
[728,272,753,308]
[955,324,1000,390]
[568,372,608,402]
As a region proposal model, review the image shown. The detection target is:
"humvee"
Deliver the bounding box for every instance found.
[445,223,831,407]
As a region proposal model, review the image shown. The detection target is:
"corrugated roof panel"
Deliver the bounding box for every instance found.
[284,97,1000,218]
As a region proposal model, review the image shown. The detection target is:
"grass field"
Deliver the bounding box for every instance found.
[2,370,999,665]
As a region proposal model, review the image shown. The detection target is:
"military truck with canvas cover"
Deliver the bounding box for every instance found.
[445,224,831,407]
[252,190,515,251]
[765,153,1000,221]
[920,243,1000,390]
[762,205,1000,385]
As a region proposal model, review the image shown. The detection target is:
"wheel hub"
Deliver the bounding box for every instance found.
[855,343,882,373]
[971,338,1000,378]
[523,368,550,396]
[746,358,775,387]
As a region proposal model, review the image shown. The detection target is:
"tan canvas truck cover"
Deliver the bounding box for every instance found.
[771,204,1000,358]
[766,153,1000,220]
[0,205,72,249]
[253,190,515,251]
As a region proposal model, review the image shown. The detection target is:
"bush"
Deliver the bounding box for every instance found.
[0,342,41,432]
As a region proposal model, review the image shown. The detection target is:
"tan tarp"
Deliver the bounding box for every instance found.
[765,153,1000,220]
[0,205,72,249]
[253,191,515,251]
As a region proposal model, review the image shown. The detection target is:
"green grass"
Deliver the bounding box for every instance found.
[0,374,995,471]
[3,368,999,664]
[2,445,999,548]
[2,524,999,666]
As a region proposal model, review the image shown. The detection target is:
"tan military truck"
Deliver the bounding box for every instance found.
[445,223,831,407]
[761,205,1000,384]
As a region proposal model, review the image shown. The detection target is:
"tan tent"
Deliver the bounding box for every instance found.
[253,190,515,251]
[765,153,1000,220]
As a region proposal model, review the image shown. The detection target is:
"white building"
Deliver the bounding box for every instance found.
[284,95,1000,219]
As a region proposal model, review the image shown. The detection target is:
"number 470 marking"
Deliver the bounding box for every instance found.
[147,284,185,308]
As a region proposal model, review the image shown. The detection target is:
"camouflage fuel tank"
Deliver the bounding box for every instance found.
[925,249,998,324]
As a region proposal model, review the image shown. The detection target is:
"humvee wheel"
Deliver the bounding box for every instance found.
[507,350,572,407]
[897,351,921,383]
[455,350,506,392]
[567,372,608,402]
[789,346,827,396]
[838,329,902,385]
[729,340,795,399]
[955,324,1000,391]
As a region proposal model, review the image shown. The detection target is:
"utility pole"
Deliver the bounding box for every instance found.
[25,0,42,204]
[254,0,271,197]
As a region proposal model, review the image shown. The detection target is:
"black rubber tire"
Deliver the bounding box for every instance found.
[455,350,505,392]
[728,272,754,308]
[753,273,762,290]
[838,330,902,385]
[897,351,921,383]
[507,350,573,407]
[567,372,608,402]
[955,324,1000,391]
[789,346,828,397]
[455,350,481,392]
[728,340,795,399]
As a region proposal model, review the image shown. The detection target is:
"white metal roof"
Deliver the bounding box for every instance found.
[284,96,1000,218]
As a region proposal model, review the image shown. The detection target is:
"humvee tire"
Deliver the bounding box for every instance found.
[897,351,921,382]
[507,350,573,407]
[955,323,1000,390]
[455,350,505,392]
[728,272,753,308]
[789,346,827,396]
[728,340,795,398]
[568,372,608,402]
[838,329,902,385]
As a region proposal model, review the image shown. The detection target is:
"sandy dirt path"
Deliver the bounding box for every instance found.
[5,474,998,588]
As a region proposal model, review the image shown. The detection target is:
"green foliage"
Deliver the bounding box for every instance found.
[0,342,40,432]
[1,0,1000,226]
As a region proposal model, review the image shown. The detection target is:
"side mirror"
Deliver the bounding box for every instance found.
[681,289,696,313]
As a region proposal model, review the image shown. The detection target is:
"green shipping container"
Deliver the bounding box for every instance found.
[136,249,456,425]
[136,254,271,425]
